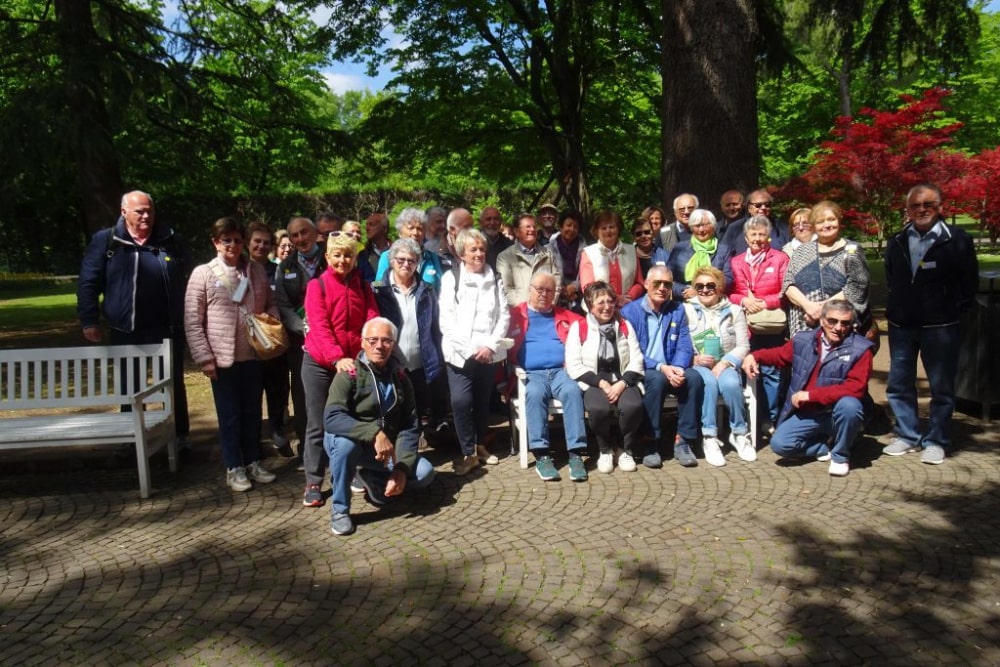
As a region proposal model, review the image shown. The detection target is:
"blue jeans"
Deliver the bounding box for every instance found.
[324,433,435,515]
[642,367,705,443]
[886,323,960,450]
[691,365,747,437]
[211,360,263,469]
[750,333,784,423]
[769,397,864,464]
[523,367,587,453]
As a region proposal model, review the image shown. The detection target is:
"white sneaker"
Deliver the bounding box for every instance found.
[829,460,849,477]
[246,461,276,484]
[227,466,252,492]
[617,451,637,472]
[702,437,726,467]
[729,433,756,462]
[597,452,614,474]
[817,452,831,462]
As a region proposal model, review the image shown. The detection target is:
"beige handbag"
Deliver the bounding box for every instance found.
[746,308,787,335]
[244,311,289,360]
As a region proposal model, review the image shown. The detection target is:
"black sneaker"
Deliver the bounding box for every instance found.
[331,512,355,536]
[303,484,324,507]
[356,468,389,507]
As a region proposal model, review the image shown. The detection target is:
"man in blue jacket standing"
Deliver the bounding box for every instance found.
[622,266,705,468]
[883,183,978,465]
[77,190,192,442]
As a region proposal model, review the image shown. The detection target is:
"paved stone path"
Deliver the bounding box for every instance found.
[2,344,999,665]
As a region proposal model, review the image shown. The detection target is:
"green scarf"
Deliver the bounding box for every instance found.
[684,237,717,282]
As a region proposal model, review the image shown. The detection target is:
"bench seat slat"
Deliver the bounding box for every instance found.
[0,412,172,446]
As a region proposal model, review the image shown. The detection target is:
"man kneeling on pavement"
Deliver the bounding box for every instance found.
[324,317,436,536]
[742,300,873,476]
[508,272,589,482]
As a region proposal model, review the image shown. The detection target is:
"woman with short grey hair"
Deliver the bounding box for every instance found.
[374,208,444,290]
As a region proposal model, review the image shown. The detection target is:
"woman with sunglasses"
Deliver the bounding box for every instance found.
[300,232,379,507]
[684,266,754,465]
[184,217,279,492]
[783,201,870,337]
[631,218,668,279]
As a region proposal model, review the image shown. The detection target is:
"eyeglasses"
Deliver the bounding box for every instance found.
[363,336,395,347]
[393,257,417,265]
[531,285,556,295]
[792,222,812,230]
[217,238,243,246]
[907,201,940,211]
[748,201,772,209]
[330,231,362,240]
[634,229,653,237]
[676,206,695,212]
[694,282,717,293]
[824,317,853,328]
[650,280,673,290]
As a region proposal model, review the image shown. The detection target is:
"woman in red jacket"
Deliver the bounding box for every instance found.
[300,233,379,508]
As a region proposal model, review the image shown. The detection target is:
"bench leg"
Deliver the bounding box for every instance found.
[167,435,179,473]
[135,435,152,499]
[517,399,529,469]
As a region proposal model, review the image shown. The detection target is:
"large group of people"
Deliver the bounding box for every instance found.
[76,184,979,536]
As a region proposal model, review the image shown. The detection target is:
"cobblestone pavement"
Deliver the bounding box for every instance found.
[2,348,999,665]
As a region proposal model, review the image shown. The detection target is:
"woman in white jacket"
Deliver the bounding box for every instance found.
[683,266,753,466]
[439,229,510,476]
[565,281,645,474]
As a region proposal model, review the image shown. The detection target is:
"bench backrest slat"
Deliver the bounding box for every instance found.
[0,339,172,410]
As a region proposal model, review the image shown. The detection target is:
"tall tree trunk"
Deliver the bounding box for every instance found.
[54,0,123,236]
[661,0,759,208]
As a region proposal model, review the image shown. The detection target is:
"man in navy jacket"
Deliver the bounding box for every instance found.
[882,183,978,465]
[621,265,705,469]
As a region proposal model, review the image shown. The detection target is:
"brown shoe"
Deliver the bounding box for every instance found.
[476,445,499,465]
[453,454,481,476]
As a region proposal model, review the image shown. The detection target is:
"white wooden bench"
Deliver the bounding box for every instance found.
[509,367,758,468]
[0,339,178,498]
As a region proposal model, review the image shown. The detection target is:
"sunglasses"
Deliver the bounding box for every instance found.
[330,231,361,240]
[634,229,653,237]
[824,317,853,328]
[217,237,243,247]
[907,201,940,211]
[748,201,772,208]
[650,280,673,290]
[694,282,717,292]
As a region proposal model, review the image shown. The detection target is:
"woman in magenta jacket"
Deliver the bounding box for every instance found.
[300,232,379,508]
[728,215,789,430]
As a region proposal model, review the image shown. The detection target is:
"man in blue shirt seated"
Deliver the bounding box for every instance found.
[621,266,705,468]
[508,272,588,482]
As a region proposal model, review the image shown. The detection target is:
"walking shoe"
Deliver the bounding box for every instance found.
[883,437,919,456]
[302,484,324,507]
[618,451,638,472]
[476,444,499,465]
[567,453,588,482]
[642,452,663,469]
[331,512,355,536]
[817,452,831,462]
[246,461,276,484]
[357,468,389,506]
[828,460,850,476]
[597,452,614,474]
[921,444,946,465]
[534,455,560,481]
[702,437,726,467]
[674,438,698,467]
[452,454,480,476]
[729,433,756,462]
[226,466,252,492]
[351,474,365,494]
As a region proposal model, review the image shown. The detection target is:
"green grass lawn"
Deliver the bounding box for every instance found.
[0,283,78,331]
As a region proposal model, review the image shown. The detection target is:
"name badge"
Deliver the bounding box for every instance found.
[765,266,775,273]
[920,261,936,269]
[231,276,249,302]
[284,272,298,279]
